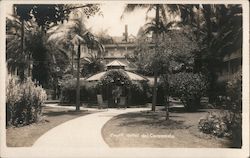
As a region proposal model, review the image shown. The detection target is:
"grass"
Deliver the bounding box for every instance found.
[101,108,232,148]
[6,106,95,147]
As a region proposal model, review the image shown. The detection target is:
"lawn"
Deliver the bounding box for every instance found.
[102,108,232,148]
[6,105,96,147]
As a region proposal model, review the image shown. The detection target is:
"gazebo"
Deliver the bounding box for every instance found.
[85,60,148,107]
[86,60,148,81]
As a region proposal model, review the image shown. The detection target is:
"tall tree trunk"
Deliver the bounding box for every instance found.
[152,72,158,111]
[76,44,81,111]
[28,53,32,77]
[20,20,25,81]
[151,4,160,112]
[165,97,169,120]
[71,50,74,75]
[203,5,216,102]
[195,4,202,73]
[165,74,170,120]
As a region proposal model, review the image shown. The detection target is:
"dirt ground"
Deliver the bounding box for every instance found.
[102,108,232,148]
[6,106,95,147]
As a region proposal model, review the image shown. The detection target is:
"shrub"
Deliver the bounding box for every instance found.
[198,111,232,137]
[225,69,242,147]
[129,81,149,105]
[198,70,242,148]
[198,110,242,147]
[169,72,208,111]
[60,78,98,103]
[6,75,47,127]
[226,69,242,112]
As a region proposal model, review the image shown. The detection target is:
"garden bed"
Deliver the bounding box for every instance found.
[6,106,96,147]
[102,109,231,148]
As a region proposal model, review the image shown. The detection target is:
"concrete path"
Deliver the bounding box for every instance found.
[33,108,149,148]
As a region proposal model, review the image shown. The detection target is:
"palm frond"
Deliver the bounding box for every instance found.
[121,4,150,19]
[159,5,167,23]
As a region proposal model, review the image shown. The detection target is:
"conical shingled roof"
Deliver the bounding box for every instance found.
[106,60,127,67]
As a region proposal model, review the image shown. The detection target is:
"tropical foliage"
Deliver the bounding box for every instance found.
[60,78,98,103]
[6,16,35,78]
[123,4,173,111]
[97,70,150,105]
[225,69,242,112]
[6,75,47,127]
[80,37,106,77]
[135,28,198,75]
[198,109,242,148]
[176,4,242,101]
[47,4,102,110]
[123,4,202,111]
[198,111,233,138]
[6,5,72,81]
[98,70,132,86]
[169,72,208,111]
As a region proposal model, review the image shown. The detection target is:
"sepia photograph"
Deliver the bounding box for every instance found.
[0,0,249,158]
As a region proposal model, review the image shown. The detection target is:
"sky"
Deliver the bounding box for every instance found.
[84,3,151,36]
[5,3,153,37]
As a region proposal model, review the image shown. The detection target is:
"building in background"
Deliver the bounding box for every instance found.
[217,49,242,82]
[80,25,139,72]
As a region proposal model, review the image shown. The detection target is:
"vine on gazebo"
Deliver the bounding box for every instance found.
[98,69,132,87]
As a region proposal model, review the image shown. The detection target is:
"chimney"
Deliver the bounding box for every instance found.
[123,25,128,42]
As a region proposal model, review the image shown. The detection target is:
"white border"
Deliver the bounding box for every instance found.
[0,0,249,158]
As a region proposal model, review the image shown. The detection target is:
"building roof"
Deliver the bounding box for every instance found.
[106,60,127,67]
[125,71,148,81]
[85,72,106,81]
[223,49,242,62]
[85,70,148,81]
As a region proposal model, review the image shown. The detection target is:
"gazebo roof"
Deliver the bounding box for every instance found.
[85,59,148,82]
[85,72,106,81]
[85,70,148,82]
[106,60,127,67]
[125,71,148,81]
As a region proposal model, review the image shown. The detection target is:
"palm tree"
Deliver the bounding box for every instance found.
[6,14,46,79]
[201,4,242,101]
[81,42,105,77]
[6,17,25,75]
[8,5,34,80]
[10,5,69,80]
[48,12,103,111]
[122,4,178,111]
[167,4,242,102]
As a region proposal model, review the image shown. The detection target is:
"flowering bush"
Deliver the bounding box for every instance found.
[198,70,242,147]
[169,72,208,111]
[198,111,232,137]
[6,75,47,127]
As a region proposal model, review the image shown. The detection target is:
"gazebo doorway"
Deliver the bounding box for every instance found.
[110,85,125,108]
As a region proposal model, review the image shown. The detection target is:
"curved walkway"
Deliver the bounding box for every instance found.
[33,108,149,148]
